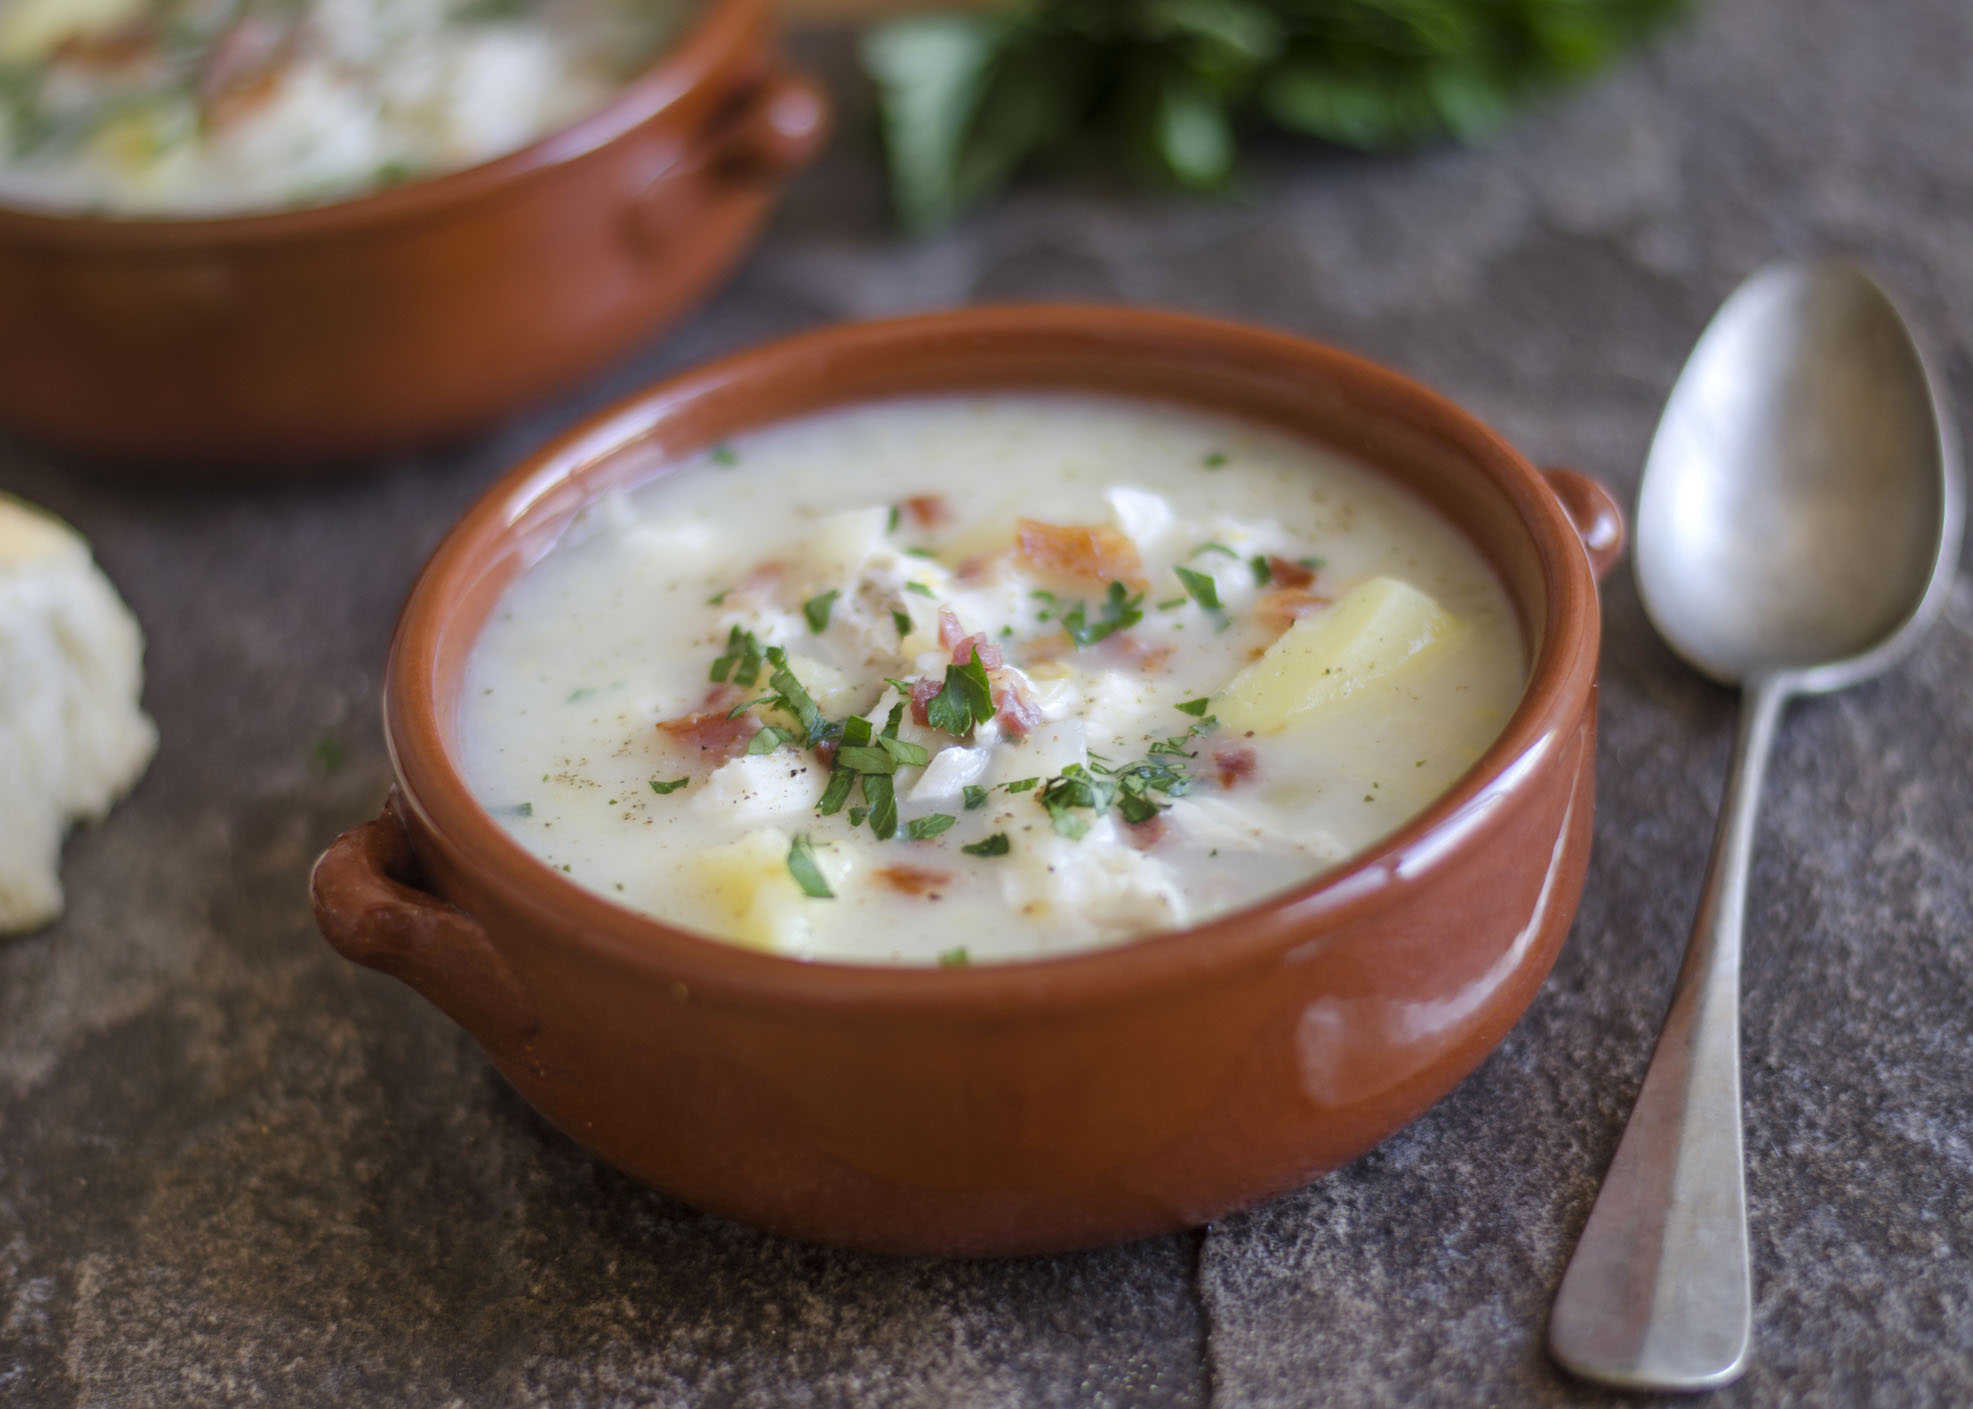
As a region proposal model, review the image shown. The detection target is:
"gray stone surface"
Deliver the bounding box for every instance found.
[3,0,1970,1403]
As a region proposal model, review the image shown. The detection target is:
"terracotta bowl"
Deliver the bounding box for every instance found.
[0,0,825,468]
[311,307,1625,1256]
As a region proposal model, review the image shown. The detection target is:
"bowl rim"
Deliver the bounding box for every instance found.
[385,304,1603,1011]
[0,0,764,245]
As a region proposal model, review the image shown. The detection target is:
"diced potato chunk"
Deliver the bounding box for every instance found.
[1216,577,1463,734]
[696,827,818,952]
[800,507,890,587]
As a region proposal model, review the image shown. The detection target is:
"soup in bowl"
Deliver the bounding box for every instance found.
[312,307,1623,1255]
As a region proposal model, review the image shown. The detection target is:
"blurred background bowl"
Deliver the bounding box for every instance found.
[0,0,827,471]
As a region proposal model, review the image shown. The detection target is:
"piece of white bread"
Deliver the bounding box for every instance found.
[0,494,157,933]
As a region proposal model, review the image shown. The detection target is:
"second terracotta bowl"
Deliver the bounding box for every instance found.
[312,306,1624,1256]
[0,0,825,468]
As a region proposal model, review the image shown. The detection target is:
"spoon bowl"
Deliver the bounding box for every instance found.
[1635,261,1961,688]
[1550,259,1960,1392]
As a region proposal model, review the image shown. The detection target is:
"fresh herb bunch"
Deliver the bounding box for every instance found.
[863,0,1688,232]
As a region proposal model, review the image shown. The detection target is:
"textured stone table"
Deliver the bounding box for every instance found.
[4,0,1970,1403]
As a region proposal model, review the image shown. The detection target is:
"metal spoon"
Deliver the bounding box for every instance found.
[1548,259,1962,1392]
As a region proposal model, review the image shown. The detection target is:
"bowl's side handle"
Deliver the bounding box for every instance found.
[310,793,541,1069]
[1543,468,1628,582]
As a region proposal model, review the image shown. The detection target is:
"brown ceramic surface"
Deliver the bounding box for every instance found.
[311,307,1625,1256]
[0,0,825,468]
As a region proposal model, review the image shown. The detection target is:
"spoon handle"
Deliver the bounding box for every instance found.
[1549,677,1786,1392]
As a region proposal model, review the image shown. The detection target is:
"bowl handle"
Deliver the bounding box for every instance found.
[1543,468,1627,582]
[706,67,831,181]
[310,792,541,1070]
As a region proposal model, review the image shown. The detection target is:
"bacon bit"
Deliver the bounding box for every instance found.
[1214,747,1258,790]
[1255,587,1331,635]
[55,27,159,69]
[1015,519,1150,593]
[1123,814,1170,851]
[876,865,953,898]
[1267,556,1318,589]
[903,495,950,529]
[955,554,999,582]
[1110,633,1175,673]
[656,685,763,764]
[907,677,942,727]
[992,678,1043,739]
[937,607,1004,670]
[813,739,838,768]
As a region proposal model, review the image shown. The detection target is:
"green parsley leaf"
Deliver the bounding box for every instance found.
[906,813,957,840]
[764,647,829,746]
[803,590,839,633]
[567,686,597,703]
[710,444,739,467]
[878,734,931,768]
[710,626,765,687]
[706,588,731,606]
[963,784,990,810]
[493,801,533,818]
[937,945,971,966]
[787,834,834,899]
[927,647,996,735]
[849,806,869,827]
[1298,555,1327,571]
[1250,555,1273,586]
[649,778,689,795]
[905,581,937,598]
[817,765,856,815]
[887,505,902,533]
[1061,580,1146,648]
[746,724,793,756]
[836,745,900,775]
[892,607,913,637]
[905,546,940,559]
[1190,542,1237,559]
[961,833,1010,857]
[1173,565,1222,612]
[1202,452,1228,468]
[863,774,899,841]
[1176,698,1212,717]
[1004,777,1039,793]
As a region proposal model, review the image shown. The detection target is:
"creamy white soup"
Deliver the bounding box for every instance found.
[457,394,1527,966]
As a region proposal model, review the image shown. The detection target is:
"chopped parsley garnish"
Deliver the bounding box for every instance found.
[963,785,990,811]
[1173,565,1222,612]
[906,813,957,840]
[1202,452,1228,468]
[937,946,971,966]
[1004,777,1039,793]
[706,588,731,606]
[961,834,1011,857]
[787,834,834,898]
[1176,698,1212,717]
[803,590,839,633]
[1039,765,1106,838]
[905,547,940,559]
[1035,718,1216,836]
[905,581,938,598]
[1039,579,1145,648]
[710,444,739,467]
[849,806,869,827]
[862,775,900,840]
[1157,597,1188,611]
[1190,542,1237,559]
[887,505,902,533]
[1299,555,1327,571]
[746,724,795,755]
[493,802,533,818]
[710,626,765,687]
[763,647,829,746]
[892,607,913,637]
[567,686,597,703]
[1250,555,1272,586]
[926,648,996,736]
[649,778,689,795]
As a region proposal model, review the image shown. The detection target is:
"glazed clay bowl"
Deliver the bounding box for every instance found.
[0,0,825,469]
[311,306,1625,1256]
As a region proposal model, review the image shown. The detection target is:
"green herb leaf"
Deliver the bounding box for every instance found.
[746,724,793,756]
[887,505,902,533]
[906,813,957,840]
[817,765,856,816]
[1177,698,1212,717]
[1004,777,1040,793]
[803,590,839,633]
[1061,580,1146,648]
[906,581,938,598]
[878,734,931,768]
[836,745,900,775]
[1298,555,1327,571]
[1250,555,1273,586]
[1190,542,1237,559]
[710,444,739,468]
[963,784,991,810]
[1173,565,1222,612]
[927,647,996,735]
[493,801,533,818]
[938,945,972,965]
[649,778,689,795]
[787,834,834,899]
[892,608,913,637]
[961,833,1011,857]
[764,647,829,747]
[863,774,899,841]
[1202,451,1228,468]
[710,626,765,687]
